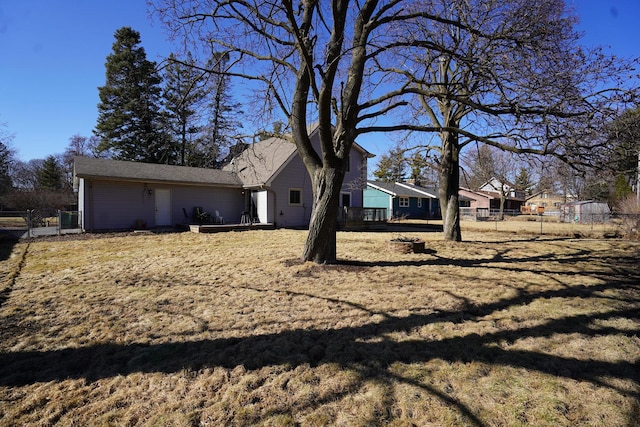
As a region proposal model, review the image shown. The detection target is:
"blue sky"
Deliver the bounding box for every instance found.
[0,1,638,162]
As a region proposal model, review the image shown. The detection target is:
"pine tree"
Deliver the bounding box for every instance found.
[95,27,172,163]
[515,167,534,195]
[373,146,407,182]
[36,156,63,191]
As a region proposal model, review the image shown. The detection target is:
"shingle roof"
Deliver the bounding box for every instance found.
[73,156,242,187]
[367,181,438,198]
[222,137,297,187]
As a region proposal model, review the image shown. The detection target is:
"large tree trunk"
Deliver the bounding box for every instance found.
[302,165,345,264]
[439,131,462,241]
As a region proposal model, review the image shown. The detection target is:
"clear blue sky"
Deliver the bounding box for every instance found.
[0,1,638,162]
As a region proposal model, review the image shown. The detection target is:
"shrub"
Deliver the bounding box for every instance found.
[615,195,640,239]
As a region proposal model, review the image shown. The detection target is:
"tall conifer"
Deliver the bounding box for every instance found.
[95,27,173,163]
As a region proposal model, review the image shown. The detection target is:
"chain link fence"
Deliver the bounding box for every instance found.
[0,210,82,238]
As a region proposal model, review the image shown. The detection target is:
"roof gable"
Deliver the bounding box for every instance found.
[222,137,298,187]
[224,125,373,187]
[73,156,242,187]
[480,177,517,192]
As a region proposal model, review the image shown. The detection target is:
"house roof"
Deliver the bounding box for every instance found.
[222,136,298,187]
[460,188,496,200]
[75,125,373,189]
[224,125,373,187]
[480,177,517,192]
[367,181,439,198]
[73,156,242,187]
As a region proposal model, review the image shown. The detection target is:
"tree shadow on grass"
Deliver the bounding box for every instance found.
[0,245,639,425]
[0,233,23,310]
[0,232,19,262]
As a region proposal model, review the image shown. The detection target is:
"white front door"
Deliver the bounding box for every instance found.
[154,189,171,226]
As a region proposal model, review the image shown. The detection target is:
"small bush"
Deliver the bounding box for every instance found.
[615,195,640,239]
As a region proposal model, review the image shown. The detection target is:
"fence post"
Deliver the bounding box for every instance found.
[57,209,61,235]
[27,209,32,238]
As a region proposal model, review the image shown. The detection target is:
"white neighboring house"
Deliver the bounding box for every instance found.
[479,177,526,200]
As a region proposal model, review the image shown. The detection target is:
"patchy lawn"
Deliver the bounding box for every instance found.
[0,229,638,426]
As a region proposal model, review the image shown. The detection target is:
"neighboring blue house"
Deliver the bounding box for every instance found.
[365,181,441,219]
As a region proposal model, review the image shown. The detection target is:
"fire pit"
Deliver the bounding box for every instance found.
[387,236,425,254]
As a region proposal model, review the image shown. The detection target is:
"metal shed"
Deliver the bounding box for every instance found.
[560,201,611,223]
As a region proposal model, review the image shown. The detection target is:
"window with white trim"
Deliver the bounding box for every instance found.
[417,198,422,208]
[399,197,409,207]
[289,188,302,206]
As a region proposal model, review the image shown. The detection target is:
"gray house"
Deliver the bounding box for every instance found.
[74,127,371,231]
[73,157,245,231]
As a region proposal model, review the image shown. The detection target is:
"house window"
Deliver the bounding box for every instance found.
[289,188,302,206]
[399,197,409,207]
[417,198,422,208]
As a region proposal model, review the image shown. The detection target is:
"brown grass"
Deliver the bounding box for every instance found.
[0,226,638,426]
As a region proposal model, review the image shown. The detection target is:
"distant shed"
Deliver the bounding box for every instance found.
[560,201,611,223]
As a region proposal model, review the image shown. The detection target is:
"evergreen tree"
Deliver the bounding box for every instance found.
[515,167,534,195]
[36,156,63,191]
[95,27,172,163]
[408,151,435,186]
[373,146,407,182]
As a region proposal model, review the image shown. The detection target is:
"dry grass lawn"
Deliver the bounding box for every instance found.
[0,226,638,426]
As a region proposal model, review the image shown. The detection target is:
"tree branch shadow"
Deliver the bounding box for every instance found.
[1,242,638,425]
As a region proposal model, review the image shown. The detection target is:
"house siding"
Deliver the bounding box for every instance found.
[269,155,314,227]
[266,139,367,228]
[392,197,431,219]
[364,184,439,219]
[342,150,366,208]
[170,185,244,224]
[459,189,491,209]
[80,178,244,231]
[364,187,392,219]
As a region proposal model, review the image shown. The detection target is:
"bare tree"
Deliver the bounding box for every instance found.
[380,0,638,240]
[154,0,637,259]
[152,0,434,263]
[463,144,520,218]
